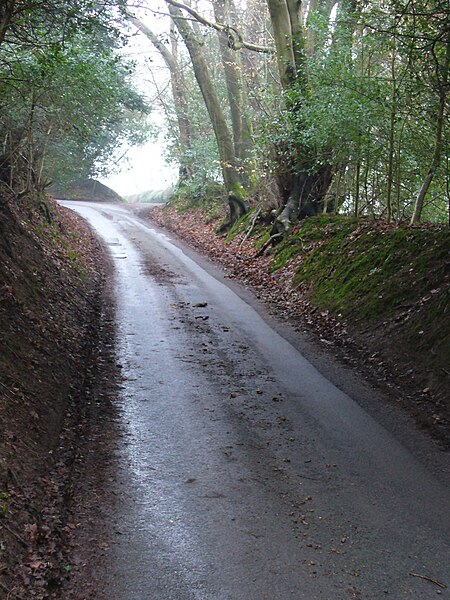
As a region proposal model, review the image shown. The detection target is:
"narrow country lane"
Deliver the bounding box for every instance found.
[62,201,449,600]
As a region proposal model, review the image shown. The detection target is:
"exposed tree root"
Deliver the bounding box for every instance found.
[237,232,283,260]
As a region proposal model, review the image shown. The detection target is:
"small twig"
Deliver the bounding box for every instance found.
[0,343,21,361]
[0,181,18,201]
[0,522,30,548]
[0,580,26,600]
[409,572,447,589]
[237,232,283,261]
[8,468,28,495]
[0,582,12,596]
[238,207,262,249]
[0,381,20,399]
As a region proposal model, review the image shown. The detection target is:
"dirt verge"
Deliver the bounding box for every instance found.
[0,186,117,598]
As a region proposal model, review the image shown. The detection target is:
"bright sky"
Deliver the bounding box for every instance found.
[99,3,178,197]
[100,136,177,197]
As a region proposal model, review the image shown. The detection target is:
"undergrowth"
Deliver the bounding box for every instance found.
[233,212,448,349]
[169,181,226,221]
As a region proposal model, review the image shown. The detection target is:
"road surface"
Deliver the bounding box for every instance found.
[62,201,449,600]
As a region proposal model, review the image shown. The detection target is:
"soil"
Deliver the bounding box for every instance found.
[147,204,449,449]
[49,179,123,203]
[0,185,118,599]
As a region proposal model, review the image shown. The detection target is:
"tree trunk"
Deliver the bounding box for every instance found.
[266,0,297,89]
[169,28,195,180]
[386,44,400,223]
[0,0,14,46]
[26,91,36,193]
[305,0,337,58]
[212,0,252,165]
[331,0,358,55]
[272,165,334,235]
[168,3,242,192]
[410,30,449,224]
[167,2,248,224]
[354,161,361,217]
[125,10,194,181]
[267,0,336,235]
[285,0,305,75]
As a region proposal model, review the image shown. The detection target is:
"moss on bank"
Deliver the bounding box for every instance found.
[223,211,449,407]
[271,216,449,410]
[285,218,448,323]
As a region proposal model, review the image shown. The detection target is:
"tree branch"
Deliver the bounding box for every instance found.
[164,0,274,54]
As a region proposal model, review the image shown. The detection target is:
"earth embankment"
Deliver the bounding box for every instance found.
[0,187,112,597]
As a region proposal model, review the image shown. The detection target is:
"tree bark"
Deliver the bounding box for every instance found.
[267,0,336,235]
[0,0,14,46]
[354,161,361,217]
[410,30,449,224]
[165,0,272,53]
[272,165,334,235]
[266,0,297,89]
[125,10,194,180]
[168,3,242,191]
[212,0,253,166]
[331,0,358,54]
[285,0,305,75]
[167,1,247,223]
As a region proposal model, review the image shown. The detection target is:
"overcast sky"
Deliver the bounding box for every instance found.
[99,3,178,196]
[100,135,177,197]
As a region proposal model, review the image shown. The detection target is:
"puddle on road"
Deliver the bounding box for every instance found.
[106,238,127,259]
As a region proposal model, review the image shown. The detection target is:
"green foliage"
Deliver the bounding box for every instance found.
[0,3,150,193]
[250,0,449,224]
[169,180,225,220]
[0,0,127,49]
[126,187,174,204]
[161,60,223,189]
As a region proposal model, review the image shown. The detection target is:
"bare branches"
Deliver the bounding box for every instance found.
[164,0,274,54]
[124,6,177,68]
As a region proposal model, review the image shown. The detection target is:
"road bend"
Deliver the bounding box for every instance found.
[62,201,449,600]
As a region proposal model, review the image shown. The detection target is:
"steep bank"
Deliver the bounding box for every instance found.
[0,186,112,597]
[49,179,123,203]
[149,206,449,447]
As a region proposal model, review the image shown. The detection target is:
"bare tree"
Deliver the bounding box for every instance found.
[124,8,194,180]
[212,0,253,165]
[411,27,449,224]
[166,0,248,225]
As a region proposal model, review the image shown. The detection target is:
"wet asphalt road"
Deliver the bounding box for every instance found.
[62,201,449,600]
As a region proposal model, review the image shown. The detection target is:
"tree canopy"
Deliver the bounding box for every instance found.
[0,0,150,194]
[1,0,448,225]
[124,0,448,226]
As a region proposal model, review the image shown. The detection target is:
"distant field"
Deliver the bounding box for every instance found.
[126,187,173,203]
